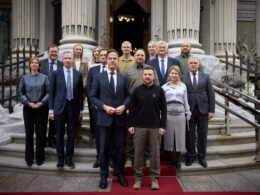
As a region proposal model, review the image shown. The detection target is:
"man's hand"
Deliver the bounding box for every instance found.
[49,113,54,120]
[103,105,116,115]
[115,105,125,115]
[29,102,36,109]
[208,112,214,120]
[159,128,165,136]
[128,127,135,134]
[34,102,43,109]
[78,114,83,121]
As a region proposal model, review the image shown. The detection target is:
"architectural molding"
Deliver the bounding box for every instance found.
[237,10,256,21]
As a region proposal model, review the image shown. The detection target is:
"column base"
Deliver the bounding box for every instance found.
[168,41,205,55]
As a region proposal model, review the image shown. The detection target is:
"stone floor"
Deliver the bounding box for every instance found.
[0,168,260,192]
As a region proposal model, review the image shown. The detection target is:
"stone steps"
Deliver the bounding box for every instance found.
[208,124,254,135]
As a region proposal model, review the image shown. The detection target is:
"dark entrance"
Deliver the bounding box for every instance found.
[113,0,150,54]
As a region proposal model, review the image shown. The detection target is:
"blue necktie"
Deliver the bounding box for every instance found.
[67,69,73,100]
[102,65,106,72]
[110,72,115,95]
[50,61,54,78]
[161,59,165,79]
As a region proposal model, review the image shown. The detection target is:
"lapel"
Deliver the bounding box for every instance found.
[73,69,77,92]
[197,71,203,90]
[60,68,66,92]
[115,72,122,96]
[186,72,193,89]
[166,57,171,75]
[45,59,50,76]
[102,72,114,96]
[154,58,163,81]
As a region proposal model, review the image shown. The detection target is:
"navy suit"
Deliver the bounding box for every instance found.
[181,71,215,160]
[90,71,131,177]
[49,67,83,162]
[147,56,181,86]
[41,58,63,146]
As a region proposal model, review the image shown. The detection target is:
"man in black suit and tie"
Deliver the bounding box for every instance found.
[147,41,181,86]
[49,51,83,169]
[181,57,215,168]
[87,48,108,168]
[41,44,63,148]
[90,49,131,189]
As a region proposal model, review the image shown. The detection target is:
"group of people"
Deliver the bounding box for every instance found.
[18,40,215,190]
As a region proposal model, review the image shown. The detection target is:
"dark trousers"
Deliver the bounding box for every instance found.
[98,121,125,177]
[23,105,47,164]
[43,105,56,146]
[186,105,208,160]
[55,101,77,162]
[91,107,100,161]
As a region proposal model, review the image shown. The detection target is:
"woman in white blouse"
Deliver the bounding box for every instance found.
[162,65,191,169]
[72,44,88,138]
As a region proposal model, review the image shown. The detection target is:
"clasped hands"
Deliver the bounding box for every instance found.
[128,127,165,136]
[103,105,125,115]
[29,102,43,109]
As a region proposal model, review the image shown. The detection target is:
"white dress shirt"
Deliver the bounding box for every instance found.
[63,67,74,98]
[100,64,108,73]
[48,59,58,72]
[107,69,117,93]
[158,56,168,75]
[189,71,198,85]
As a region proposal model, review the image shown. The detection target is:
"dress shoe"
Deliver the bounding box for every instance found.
[124,159,132,168]
[185,158,194,166]
[175,161,181,169]
[133,180,142,190]
[65,161,75,169]
[117,175,128,187]
[109,160,115,168]
[199,159,208,168]
[26,161,33,167]
[168,160,174,168]
[36,161,44,166]
[151,180,159,190]
[99,176,107,189]
[93,160,100,168]
[57,161,64,168]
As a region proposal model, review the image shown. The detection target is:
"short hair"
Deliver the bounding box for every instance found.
[143,66,156,75]
[29,57,41,72]
[99,48,108,54]
[134,48,145,55]
[121,41,132,48]
[167,65,182,85]
[181,41,191,47]
[62,51,73,57]
[188,56,200,64]
[157,41,168,49]
[107,49,119,58]
[47,44,59,51]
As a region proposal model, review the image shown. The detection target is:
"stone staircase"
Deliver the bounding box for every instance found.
[0,101,259,176]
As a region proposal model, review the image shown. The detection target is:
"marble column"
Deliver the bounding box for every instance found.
[151,0,164,41]
[12,0,40,56]
[167,0,204,55]
[98,0,108,48]
[214,0,237,58]
[59,0,97,58]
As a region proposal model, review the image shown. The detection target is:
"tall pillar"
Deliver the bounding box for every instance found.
[59,0,97,55]
[214,0,237,58]
[98,0,108,48]
[12,0,40,56]
[167,0,204,55]
[151,0,164,41]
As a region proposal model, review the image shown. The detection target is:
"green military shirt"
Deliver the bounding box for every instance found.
[175,53,203,74]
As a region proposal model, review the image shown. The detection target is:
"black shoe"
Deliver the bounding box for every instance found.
[57,161,64,168]
[65,161,75,169]
[199,159,208,168]
[109,160,115,168]
[117,175,128,187]
[93,160,100,168]
[185,158,194,166]
[175,161,181,169]
[168,160,174,168]
[99,176,107,189]
[36,161,44,166]
[26,161,33,167]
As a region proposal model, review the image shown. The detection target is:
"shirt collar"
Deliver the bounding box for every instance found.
[135,64,144,69]
[48,59,57,64]
[181,53,190,58]
[190,71,198,76]
[158,56,168,61]
[107,68,116,75]
[63,66,73,71]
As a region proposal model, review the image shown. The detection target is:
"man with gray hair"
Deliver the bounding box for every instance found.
[118,41,135,74]
[147,41,181,86]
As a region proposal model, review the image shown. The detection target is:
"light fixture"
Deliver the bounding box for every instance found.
[118,14,135,22]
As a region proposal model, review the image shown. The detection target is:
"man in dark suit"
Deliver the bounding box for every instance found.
[87,48,108,168]
[147,41,181,86]
[90,49,131,189]
[181,57,215,168]
[49,51,83,169]
[41,44,63,148]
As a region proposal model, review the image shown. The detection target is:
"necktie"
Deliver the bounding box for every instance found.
[50,61,54,78]
[110,72,115,95]
[67,69,73,100]
[161,59,165,79]
[193,73,197,90]
[102,65,106,72]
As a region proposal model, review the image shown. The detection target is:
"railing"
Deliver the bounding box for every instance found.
[0,45,43,112]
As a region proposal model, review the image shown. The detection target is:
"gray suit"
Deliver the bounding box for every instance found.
[181,71,215,160]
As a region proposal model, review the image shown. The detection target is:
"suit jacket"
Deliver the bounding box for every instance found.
[86,65,101,96]
[41,58,63,78]
[72,61,88,89]
[90,71,131,127]
[49,68,83,116]
[147,56,181,86]
[181,71,215,115]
